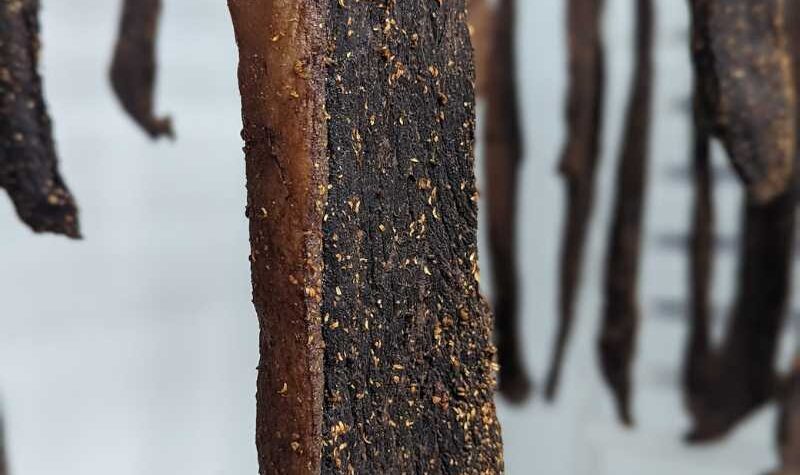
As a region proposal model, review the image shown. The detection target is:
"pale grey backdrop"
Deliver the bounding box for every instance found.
[0,1,793,474]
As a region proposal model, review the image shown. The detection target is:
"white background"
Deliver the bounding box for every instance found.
[0,0,794,473]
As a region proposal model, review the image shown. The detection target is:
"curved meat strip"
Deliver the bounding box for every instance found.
[482,0,533,403]
[110,0,173,139]
[0,0,80,237]
[545,0,607,401]
[597,0,655,426]
[682,76,715,428]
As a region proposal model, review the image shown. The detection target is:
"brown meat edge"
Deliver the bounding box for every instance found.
[228,1,328,473]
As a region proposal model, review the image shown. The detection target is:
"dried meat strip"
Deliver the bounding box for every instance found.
[685,0,798,443]
[682,77,715,427]
[686,183,796,442]
[229,0,503,472]
[0,0,80,237]
[597,0,655,426]
[483,0,532,403]
[545,0,607,401]
[688,0,796,204]
[110,0,173,139]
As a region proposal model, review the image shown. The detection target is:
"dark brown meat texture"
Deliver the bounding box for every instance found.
[481,0,532,403]
[110,0,173,139]
[597,0,654,426]
[688,0,796,204]
[322,0,502,471]
[229,1,327,471]
[0,0,80,237]
[229,0,503,473]
[685,181,795,443]
[545,0,606,401]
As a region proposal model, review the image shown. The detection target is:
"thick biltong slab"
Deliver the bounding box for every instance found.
[546,0,607,401]
[481,0,532,403]
[0,0,80,237]
[110,0,173,139]
[597,0,654,426]
[688,0,796,203]
[229,1,503,473]
[321,1,502,471]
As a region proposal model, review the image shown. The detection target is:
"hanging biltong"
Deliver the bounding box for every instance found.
[0,0,80,237]
[597,0,655,426]
[545,0,607,401]
[110,0,173,139]
[229,0,503,472]
[688,0,796,204]
[482,0,532,402]
[685,181,796,442]
[684,0,798,443]
[682,76,716,430]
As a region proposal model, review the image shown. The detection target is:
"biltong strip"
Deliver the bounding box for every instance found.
[321,1,503,471]
[228,0,327,471]
[682,77,715,427]
[110,0,173,139]
[686,182,796,443]
[545,0,606,401]
[230,0,503,473]
[0,0,80,237]
[688,0,796,203]
[597,0,655,426]
[483,0,532,403]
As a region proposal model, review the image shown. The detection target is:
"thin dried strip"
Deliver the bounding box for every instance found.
[688,0,796,204]
[682,77,715,426]
[483,0,532,403]
[686,182,796,442]
[597,0,655,426]
[545,0,607,401]
[229,0,503,472]
[110,0,173,139]
[0,0,80,237]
